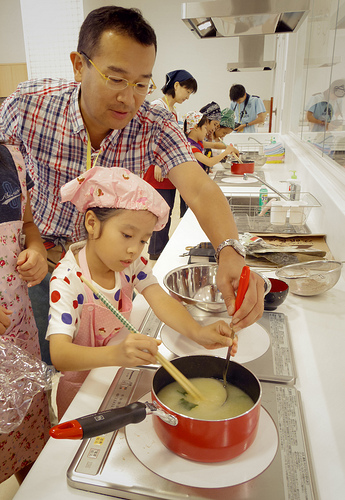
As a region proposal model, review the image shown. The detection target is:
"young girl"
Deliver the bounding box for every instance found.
[199,101,238,153]
[46,167,237,420]
[0,143,50,484]
[145,69,198,259]
[214,108,235,142]
[184,111,236,174]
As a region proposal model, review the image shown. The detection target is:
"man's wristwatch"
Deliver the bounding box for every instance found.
[215,239,246,264]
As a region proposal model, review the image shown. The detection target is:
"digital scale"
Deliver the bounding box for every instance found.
[67,310,319,500]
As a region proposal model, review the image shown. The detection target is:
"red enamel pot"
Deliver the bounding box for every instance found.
[231,161,255,175]
[151,355,261,463]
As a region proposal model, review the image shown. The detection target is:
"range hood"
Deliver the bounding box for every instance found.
[181,0,310,38]
[227,35,276,72]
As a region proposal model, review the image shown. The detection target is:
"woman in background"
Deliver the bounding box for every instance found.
[145,70,198,259]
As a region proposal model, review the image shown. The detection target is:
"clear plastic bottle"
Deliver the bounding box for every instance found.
[289,171,301,200]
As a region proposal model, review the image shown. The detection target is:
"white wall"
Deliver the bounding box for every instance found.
[0,0,274,118]
[0,0,26,63]
[83,0,274,117]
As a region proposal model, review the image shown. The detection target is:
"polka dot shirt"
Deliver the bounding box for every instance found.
[46,241,158,340]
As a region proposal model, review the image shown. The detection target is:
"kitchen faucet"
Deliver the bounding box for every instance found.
[248,136,263,145]
[247,136,264,155]
[243,173,290,201]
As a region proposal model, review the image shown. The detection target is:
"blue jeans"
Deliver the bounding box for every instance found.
[28,272,52,365]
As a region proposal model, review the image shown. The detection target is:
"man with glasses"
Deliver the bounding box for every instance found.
[0,6,266,363]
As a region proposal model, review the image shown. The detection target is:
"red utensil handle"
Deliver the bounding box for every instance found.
[235,266,250,311]
[49,402,147,440]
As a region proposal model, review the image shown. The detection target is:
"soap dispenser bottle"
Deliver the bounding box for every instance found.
[289,171,301,201]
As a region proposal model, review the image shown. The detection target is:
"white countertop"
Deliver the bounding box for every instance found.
[13,161,345,500]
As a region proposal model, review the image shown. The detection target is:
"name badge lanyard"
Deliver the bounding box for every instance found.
[164,95,177,120]
[86,129,101,170]
[234,94,250,124]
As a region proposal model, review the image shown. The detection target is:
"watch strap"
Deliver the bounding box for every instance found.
[215,239,246,264]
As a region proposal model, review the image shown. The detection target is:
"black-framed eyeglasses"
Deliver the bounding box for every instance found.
[80,52,156,96]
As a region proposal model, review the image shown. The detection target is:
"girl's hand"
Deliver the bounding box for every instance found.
[154,165,164,182]
[16,249,48,287]
[114,334,161,367]
[0,306,13,335]
[225,145,240,156]
[188,320,238,355]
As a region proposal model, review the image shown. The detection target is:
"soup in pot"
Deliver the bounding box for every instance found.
[157,377,254,420]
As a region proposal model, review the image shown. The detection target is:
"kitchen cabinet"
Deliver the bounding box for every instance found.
[0,63,27,98]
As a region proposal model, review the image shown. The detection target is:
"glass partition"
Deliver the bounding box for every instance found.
[301,0,345,169]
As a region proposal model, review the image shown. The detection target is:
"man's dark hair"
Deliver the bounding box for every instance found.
[229,84,246,102]
[164,77,198,98]
[77,6,157,59]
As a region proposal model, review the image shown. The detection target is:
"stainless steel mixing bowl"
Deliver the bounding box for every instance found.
[275,260,342,296]
[163,264,226,312]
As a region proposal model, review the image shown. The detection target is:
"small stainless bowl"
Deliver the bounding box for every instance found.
[163,264,226,312]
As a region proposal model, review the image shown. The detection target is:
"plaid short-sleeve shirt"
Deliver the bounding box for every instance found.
[0,78,196,241]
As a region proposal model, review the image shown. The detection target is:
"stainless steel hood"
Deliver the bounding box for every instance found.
[181,0,310,38]
[227,35,276,72]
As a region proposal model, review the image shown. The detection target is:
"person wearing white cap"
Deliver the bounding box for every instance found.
[46,167,237,420]
[305,79,345,132]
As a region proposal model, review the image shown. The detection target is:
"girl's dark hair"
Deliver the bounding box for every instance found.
[163,77,198,98]
[84,207,124,238]
[183,114,208,136]
[77,6,157,59]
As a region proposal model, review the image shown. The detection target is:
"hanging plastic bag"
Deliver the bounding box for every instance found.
[0,338,56,434]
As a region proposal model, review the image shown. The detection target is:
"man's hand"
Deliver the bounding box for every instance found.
[216,249,265,332]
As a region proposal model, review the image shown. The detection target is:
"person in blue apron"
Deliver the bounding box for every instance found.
[229,84,266,133]
[46,167,237,420]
